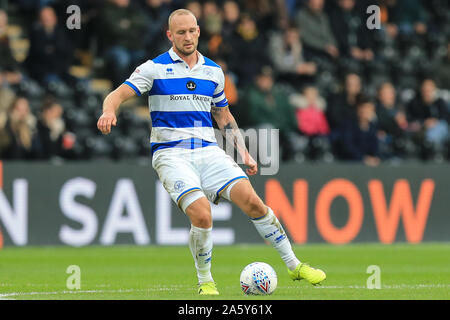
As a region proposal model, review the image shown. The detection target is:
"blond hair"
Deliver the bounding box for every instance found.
[168,9,197,30]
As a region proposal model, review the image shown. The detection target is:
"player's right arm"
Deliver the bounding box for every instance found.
[98,60,154,135]
[97,84,136,135]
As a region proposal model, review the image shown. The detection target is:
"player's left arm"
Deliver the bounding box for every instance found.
[211,106,258,175]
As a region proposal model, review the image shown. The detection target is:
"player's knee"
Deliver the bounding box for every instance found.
[185,196,212,228]
[244,195,266,218]
[191,211,212,229]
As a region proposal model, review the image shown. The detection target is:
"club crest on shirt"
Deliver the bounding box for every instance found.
[203,68,213,77]
[186,80,196,91]
[174,180,185,192]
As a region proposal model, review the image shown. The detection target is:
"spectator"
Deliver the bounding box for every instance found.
[0,10,17,122]
[25,6,74,87]
[295,0,339,60]
[328,0,374,62]
[142,0,171,57]
[379,0,428,37]
[222,0,240,41]
[35,98,76,160]
[291,86,330,160]
[340,95,380,166]
[376,82,409,158]
[244,66,295,129]
[99,0,149,87]
[185,0,203,22]
[227,13,270,86]
[201,1,223,57]
[0,97,37,159]
[203,1,222,36]
[220,0,240,62]
[379,0,400,39]
[216,57,242,125]
[326,72,362,131]
[406,79,449,156]
[15,0,55,23]
[50,0,102,52]
[433,42,450,91]
[291,86,329,137]
[269,25,317,88]
[242,66,297,161]
[394,0,428,35]
[243,0,288,31]
[0,74,16,128]
[216,58,238,107]
[0,10,23,86]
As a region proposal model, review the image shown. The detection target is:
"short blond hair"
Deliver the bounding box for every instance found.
[168,9,197,30]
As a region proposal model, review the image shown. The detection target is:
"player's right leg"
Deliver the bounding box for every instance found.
[183,196,219,295]
[152,151,218,295]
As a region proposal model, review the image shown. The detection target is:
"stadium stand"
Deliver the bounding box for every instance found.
[0,0,449,165]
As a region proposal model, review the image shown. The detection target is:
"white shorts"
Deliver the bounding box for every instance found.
[152,145,248,211]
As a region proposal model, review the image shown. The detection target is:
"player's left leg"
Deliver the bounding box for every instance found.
[200,146,325,284]
[225,179,299,269]
[226,179,326,285]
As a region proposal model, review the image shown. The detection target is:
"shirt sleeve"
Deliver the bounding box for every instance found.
[123,60,155,96]
[212,69,229,108]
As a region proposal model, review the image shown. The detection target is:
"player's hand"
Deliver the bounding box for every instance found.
[97,111,117,135]
[244,154,258,176]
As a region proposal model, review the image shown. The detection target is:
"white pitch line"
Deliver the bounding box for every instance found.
[1,284,449,298]
[0,283,192,299]
[0,288,178,298]
[315,284,450,289]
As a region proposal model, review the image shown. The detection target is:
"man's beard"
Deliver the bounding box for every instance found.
[175,42,196,56]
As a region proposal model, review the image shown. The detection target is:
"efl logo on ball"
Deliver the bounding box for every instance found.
[240,262,277,295]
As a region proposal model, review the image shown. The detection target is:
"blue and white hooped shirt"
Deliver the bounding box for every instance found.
[123,47,229,155]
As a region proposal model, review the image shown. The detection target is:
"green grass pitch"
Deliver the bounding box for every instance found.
[0,243,449,300]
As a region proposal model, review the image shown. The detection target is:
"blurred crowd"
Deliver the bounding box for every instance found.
[0,0,449,165]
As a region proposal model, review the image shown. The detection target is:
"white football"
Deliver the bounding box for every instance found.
[240,262,277,295]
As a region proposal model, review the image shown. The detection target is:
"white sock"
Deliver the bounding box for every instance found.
[251,207,300,271]
[189,225,214,283]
